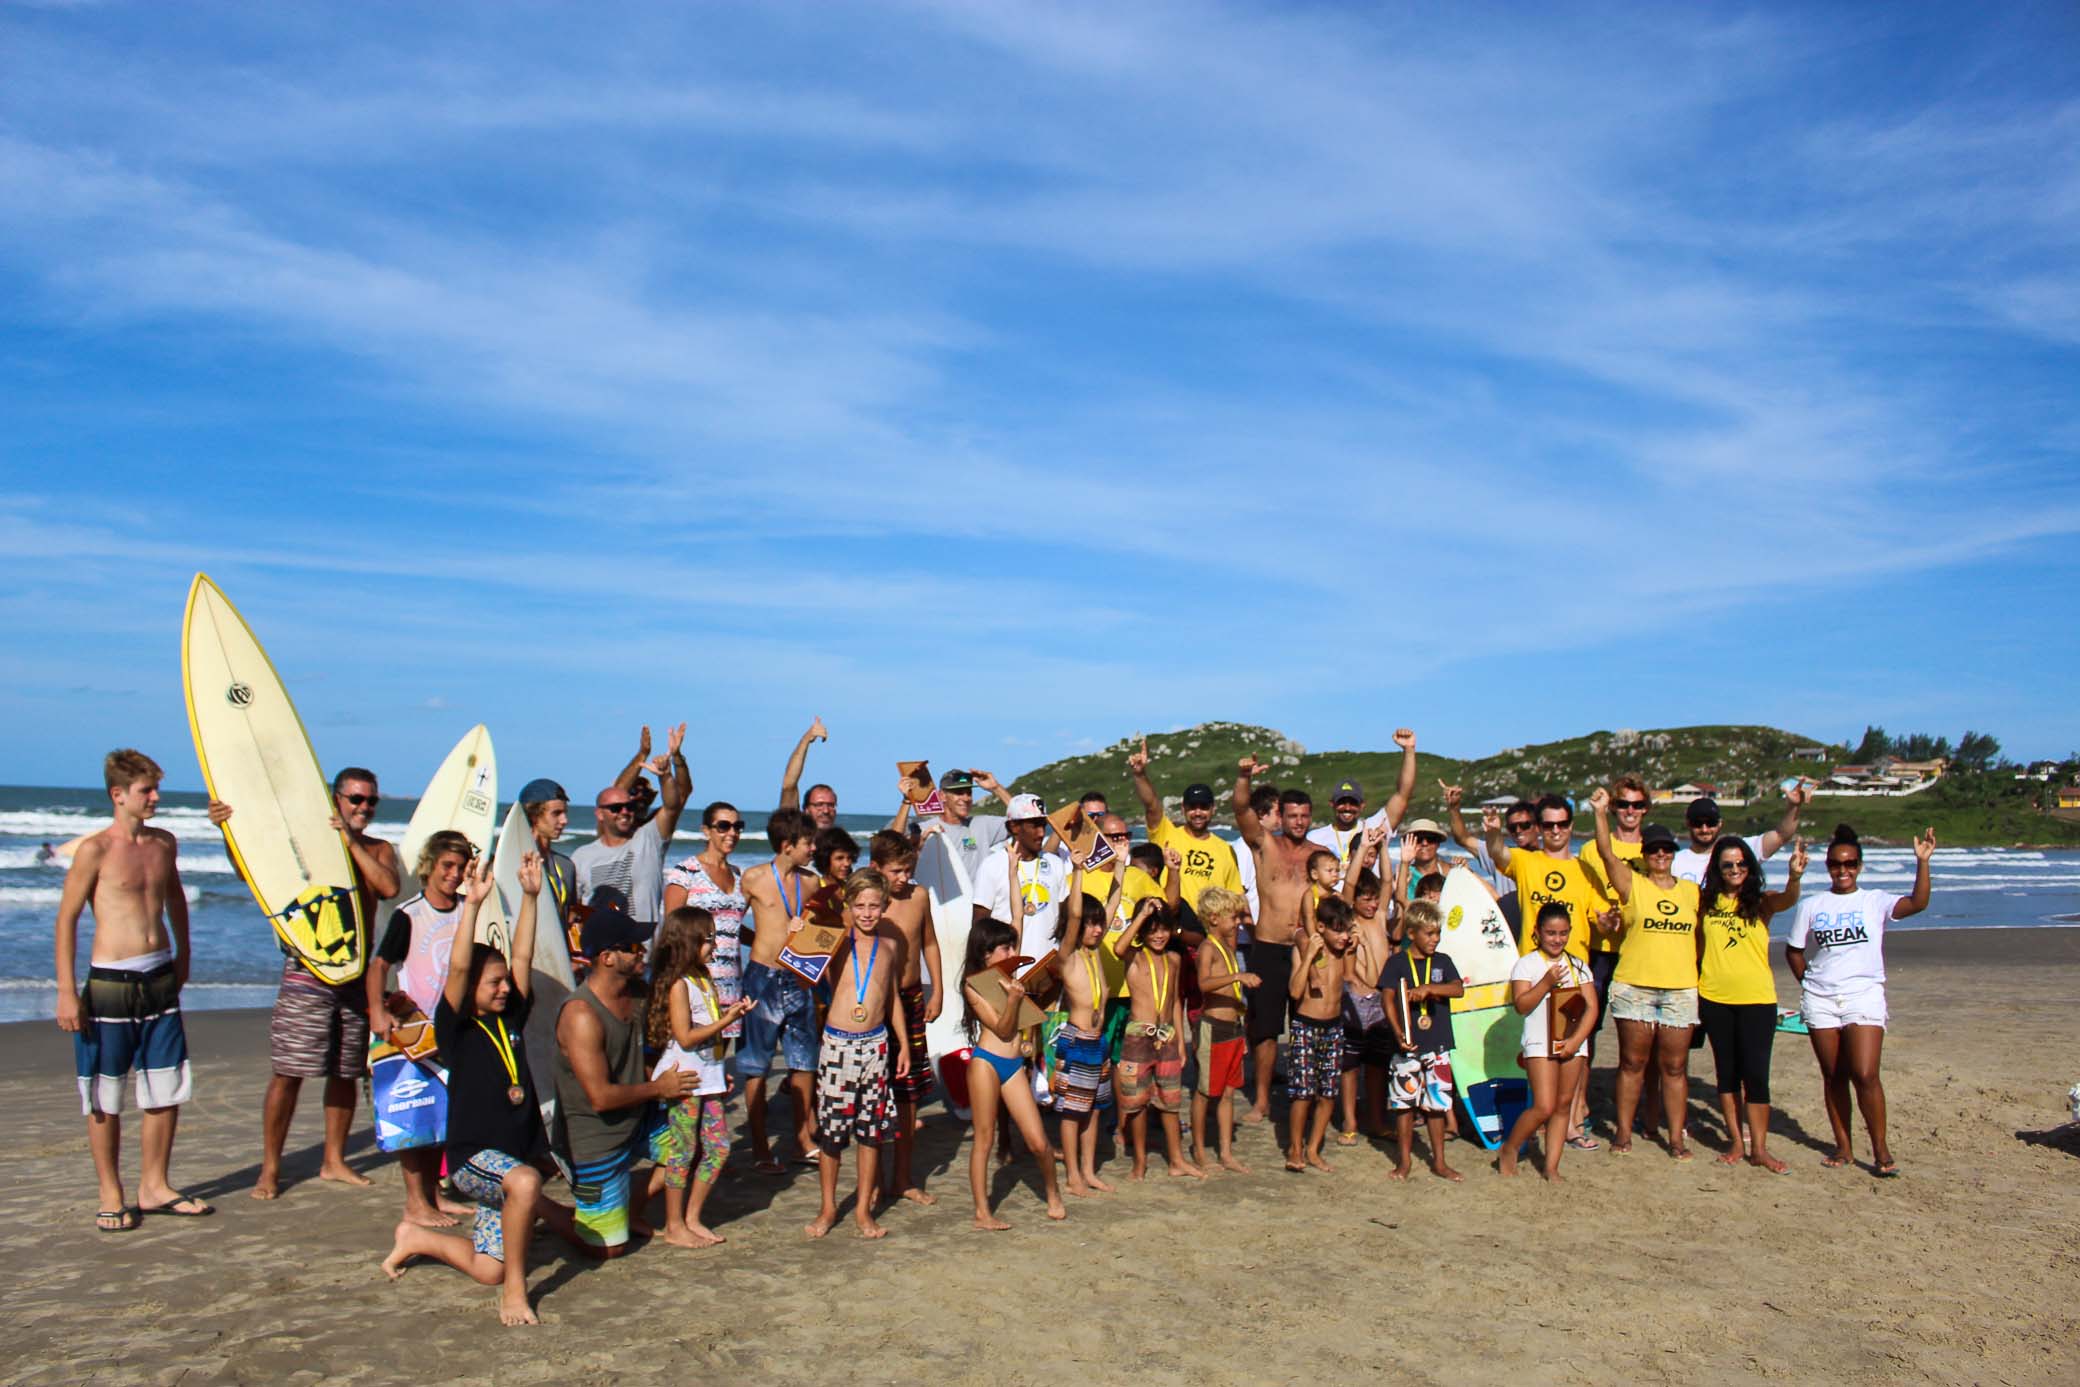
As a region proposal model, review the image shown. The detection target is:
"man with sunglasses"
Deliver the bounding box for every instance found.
[1577,776,1653,1048]
[1128,739,1244,924]
[207,766,401,1200]
[919,767,1016,881]
[777,716,839,829]
[574,723,689,928]
[1483,794,1604,962]
[1304,729,1419,886]
[1671,783,1810,887]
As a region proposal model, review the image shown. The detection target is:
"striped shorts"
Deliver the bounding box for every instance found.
[75,961,192,1116]
[268,962,370,1079]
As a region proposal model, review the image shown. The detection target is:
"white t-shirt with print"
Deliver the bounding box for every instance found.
[970,844,1073,960]
[1511,950,1594,1059]
[650,976,727,1096]
[1786,888,1900,998]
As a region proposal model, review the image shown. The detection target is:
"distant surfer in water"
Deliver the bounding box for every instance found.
[212,766,399,1202]
[54,749,212,1230]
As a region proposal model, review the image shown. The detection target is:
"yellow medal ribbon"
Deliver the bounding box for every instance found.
[474,1014,522,1103]
[1210,936,1244,1000]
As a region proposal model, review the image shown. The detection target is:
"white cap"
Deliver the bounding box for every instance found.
[1006,793,1047,821]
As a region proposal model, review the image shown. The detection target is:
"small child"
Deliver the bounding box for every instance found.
[1286,896,1356,1172]
[1338,826,1395,1142]
[1052,891,1116,1196]
[1189,886,1257,1174]
[1301,849,1341,931]
[1379,901,1465,1182]
[644,907,755,1247]
[382,855,576,1326]
[1116,898,1205,1180]
[962,919,1067,1229]
[1498,903,1599,1182]
[805,871,911,1240]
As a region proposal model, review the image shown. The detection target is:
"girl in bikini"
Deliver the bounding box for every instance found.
[961,917,1067,1230]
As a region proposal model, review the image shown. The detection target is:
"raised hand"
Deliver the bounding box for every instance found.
[1481,806,1501,834]
[1588,786,1611,815]
[518,851,543,897]
[808,716,827,742]
[1438,781,1462,810]
[1914,827,1938,862]
[1400,832,1419,862]
[1127,736,1150,774]
[1789,837,1809,875]
[637,725,652,761]
[1392,728,1417,751]
[666,722,687,759]
[1164,845,1183,871]
[463,856,495,906]
[1238,755,1265,778]
[1788,778,1813,807]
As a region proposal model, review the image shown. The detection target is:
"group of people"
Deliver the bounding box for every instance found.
[53,722,1937,1325]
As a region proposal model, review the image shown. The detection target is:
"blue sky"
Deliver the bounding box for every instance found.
[3,1,2077,806]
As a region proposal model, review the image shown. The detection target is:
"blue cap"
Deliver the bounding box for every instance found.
[517,778,568,804]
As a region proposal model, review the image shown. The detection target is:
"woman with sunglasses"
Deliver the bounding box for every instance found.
[1695,834,1805,1174]
[1786,824,1934,1177]
[1589,790,1700,1158]
[663,803,750,1046]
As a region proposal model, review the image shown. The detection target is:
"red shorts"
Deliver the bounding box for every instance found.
[1197,1014,1246,1098]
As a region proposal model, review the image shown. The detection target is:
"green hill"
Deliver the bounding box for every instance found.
[1012,723,2080,848]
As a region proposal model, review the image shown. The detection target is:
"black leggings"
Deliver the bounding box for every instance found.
[1697,998,1774,1105]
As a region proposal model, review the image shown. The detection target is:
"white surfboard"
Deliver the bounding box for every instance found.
[914,829,975,1066]
[183,573,366,984]
[493,800,575,989]
[380,726,498,951]
[1436,865,1518,1010]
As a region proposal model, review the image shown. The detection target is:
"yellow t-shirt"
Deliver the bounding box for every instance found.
[1147,818,1243,911]
[1508,849,1599,961]
[1577,838,1643,955]
[1612,876,1700,989]
[1095,867,1167,998]
[1698,893,1776,1006]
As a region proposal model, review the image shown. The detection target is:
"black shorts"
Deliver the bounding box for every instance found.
[1245,941,1293,1045]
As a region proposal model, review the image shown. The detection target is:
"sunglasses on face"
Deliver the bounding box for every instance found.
[708,820,744,833]
[1103,831,1130,841]
[1826,859,1860,870]
[598,802,636,813]
[1719,861,1748,873]
[340,794,379,808]
[1694,819,1721,829]
[1508,821,1535,833]
[1540,821,1571,831]
[1644,845,1674,856]
[1615,800,1649,811]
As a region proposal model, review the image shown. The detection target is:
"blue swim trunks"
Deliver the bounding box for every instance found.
[74,961,192,1116]
[736,960,820,1074]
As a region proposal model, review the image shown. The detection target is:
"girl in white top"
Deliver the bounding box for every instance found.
[644,907,753,1247]
[1785,824,1933,1177]
[1498,903,1599,1182]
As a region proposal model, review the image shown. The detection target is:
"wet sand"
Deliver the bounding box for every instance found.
[4,927,2078,1386]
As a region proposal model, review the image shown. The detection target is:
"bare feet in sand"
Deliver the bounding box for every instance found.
[1749,1151,1789,1175]
[251,1177,280,1201]
[1169,1160,1208,1180]
[1305,1152,1334,1173]
[1430,1162,1464,1183]
[1045,1198,1068,1221]
[972,1212,1012,1231]
[854,1215,887,1240]
[1218,1155,1252,1175]
[1714,1148,1744,1166]
[1085,1173,1116,1193]
[1495,1156,1518,1178]
[319,1161,372,1188]
[897,1187,937,1206]
[499,1290,539,1326]
[1388,1164,1412,1181]
[380,1222,415,1280]
[403,1204,459,1228]
[663,1223,722,1249]
[804,1213,838,1239]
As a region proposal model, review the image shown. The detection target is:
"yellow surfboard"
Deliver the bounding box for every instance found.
[183,573,367,985]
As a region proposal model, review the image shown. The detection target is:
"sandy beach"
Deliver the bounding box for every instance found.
[4,927,2077,1386]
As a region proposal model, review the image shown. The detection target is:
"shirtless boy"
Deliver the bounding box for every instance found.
[55,749,211,1230]
[1190,886,1258,1174]
[739,807,825,1171]
[806,871,911,1240]
[1051,890,1116,1195]
[1286,897,1357,1173]
[1233,755,1319,1122]
[868,830,942,1206]
[1115,899,1206,1181]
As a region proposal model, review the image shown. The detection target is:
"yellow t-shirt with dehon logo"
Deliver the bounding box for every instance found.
[1613,875,1700,989]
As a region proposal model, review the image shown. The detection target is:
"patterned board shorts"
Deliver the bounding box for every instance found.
[1117,1023,1183,1115]
[1287,1016,1345,1101]
[1051,1023,1106,1115]
[268,964,370,1080]
[566,1132,640,1249]
[1194,1014,1247,1099]
[1387,1049,1455,1113]
[450,1149,524,1259]
[74,962,192,1116]
[814,1025,896,1152]
[890,984,935,1105]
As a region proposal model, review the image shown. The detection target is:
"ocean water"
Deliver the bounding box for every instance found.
[5,784,2076,1023]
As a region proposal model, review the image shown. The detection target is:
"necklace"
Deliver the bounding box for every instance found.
[474,1014,524,1107]
[1210,935,1243,999]
[1147,952,1170,1021]
[850,934,880,1023]
[1414,953,1433,1030]
[773,863,802,918]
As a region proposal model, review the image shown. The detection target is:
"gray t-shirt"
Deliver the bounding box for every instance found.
[929,813,1008,884]
[571,822,669,924]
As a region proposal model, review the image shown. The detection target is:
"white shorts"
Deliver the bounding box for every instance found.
[1801,984,1887,1031]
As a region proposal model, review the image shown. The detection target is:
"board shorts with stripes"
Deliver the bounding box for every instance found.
[649,1095,729,1189]
[74,960,192,1116]
[1117,1022,1183,1115]
[1286,1016,1344,1100]
[1051,1023,1106,1115]
[1194,1013,1247,1098]
[268,961,370,1079]
[814,1024,896,1152]
[566,1129,641,1249]
[1387,1049,1454,1113]
[450,1149,524,1258]
[890,984,935,1104]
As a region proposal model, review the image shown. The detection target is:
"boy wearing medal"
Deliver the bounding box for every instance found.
[1379,901,1465,1182]
[805,871,911,1240]
[383,854,578,1326]
[1115,899,1205,1181]
[1189,886,1257,1174]
[739,808,824,1172]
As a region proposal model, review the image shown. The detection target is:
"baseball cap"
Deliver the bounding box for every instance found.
[517,777,568,804]
[1641,823,1679,851]
[1006,793,1047,821]
[1181,783,1216,808]
[579,905,651,960]
[939,769,975,791]
[1685,798,1721,827]
[1332,779,1363,804]
[1403,818,1447,839]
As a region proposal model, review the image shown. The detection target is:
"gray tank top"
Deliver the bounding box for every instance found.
[552,985,647,1165]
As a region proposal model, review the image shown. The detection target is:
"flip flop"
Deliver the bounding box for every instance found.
[140,1192,215,1217]
[753,1158,786,1176]
[1820,1154,1851,1169]
[1566,1135,1600,1151]
[1874,1161,1901,1178]
[96,1208,140,1233]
